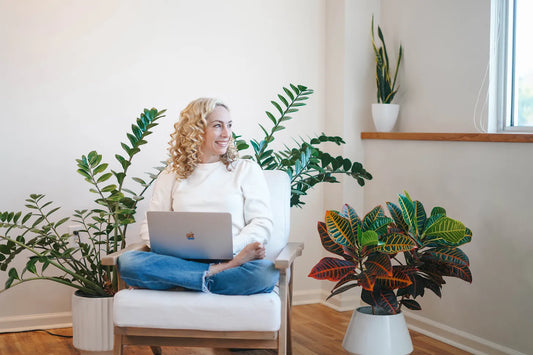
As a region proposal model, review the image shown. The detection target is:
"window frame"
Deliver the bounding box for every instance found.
[490,0,533,132]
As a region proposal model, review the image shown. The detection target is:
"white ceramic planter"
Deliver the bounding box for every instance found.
[372,103,400,132]
[72,291,114,355]
[343,306,413,355]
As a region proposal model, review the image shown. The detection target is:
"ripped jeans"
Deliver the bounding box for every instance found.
[117,250,279,295]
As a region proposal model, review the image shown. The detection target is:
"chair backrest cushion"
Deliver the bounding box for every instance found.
[262,170,291,261]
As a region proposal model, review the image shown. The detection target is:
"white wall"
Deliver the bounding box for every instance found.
[0,0,327,329]
[382,0,490,133]
[361,1,532,354]
[2,0,530,354]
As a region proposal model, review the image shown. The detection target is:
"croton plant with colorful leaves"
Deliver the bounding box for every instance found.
[309,192,472,315]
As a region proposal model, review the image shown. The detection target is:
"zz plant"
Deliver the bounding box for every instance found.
[0,109,166,296]
[309,192,472,314]
[235,84,372,207]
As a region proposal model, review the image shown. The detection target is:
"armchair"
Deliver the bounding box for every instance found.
[102,170,303,355]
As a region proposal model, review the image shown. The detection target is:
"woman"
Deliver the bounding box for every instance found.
[118,98,279,295]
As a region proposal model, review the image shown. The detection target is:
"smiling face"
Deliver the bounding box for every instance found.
[199,105,232,163]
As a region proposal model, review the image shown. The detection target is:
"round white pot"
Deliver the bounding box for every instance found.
[372,103,400,132]
[342,306,413,355]
[72,291,114,355]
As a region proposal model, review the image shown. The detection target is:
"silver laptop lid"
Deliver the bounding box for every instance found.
[147,211,233,261]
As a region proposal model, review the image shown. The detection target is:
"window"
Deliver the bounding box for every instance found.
[491,0,533,132]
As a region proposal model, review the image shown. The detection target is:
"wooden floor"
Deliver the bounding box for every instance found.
[0,303,471,355]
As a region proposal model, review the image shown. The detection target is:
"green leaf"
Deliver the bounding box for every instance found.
[8,268,19,280]
[386,202,409,233]
[359,230,379,247]
[132,125,143,139]
[283,87,294,100]
[55,217,70,228]
[423,216,466,244]
[414,201,427,234]
[5,277,15,289]
[325,210,355,249]
[87,151,98,165]
[341,204,361,238]
[271,101,283,114]
[26,258,38,274]
[93,163,109,175]
[132,177,147,186]
[431,206,446,217]
[97,173,113,183]
[362,205,385,231]
[266,111,276,124]
[375,233,417,254]
[127,133,137,146]
[278,94,289,107]
[115,155,131,170]
[101,184,117,192]
[343,159,351,171]
[290,83,300,94]
[77,169,92,180]
[368,216,394,236]
[21,213,32,224]
[398,194,417,235]
[107,191,125,202]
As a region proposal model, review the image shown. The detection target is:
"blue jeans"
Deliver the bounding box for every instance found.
[118,250,279,295]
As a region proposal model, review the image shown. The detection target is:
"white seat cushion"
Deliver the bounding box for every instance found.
[113,288,281,332]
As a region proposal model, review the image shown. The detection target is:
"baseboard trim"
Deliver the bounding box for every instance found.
[292,289,324,306]
[0,312,72,333]
[1,297,527,355]
[294,290,526,355]
[293,289,360,311]
[404,311,527,355]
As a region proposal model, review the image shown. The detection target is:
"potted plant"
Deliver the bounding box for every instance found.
[1,84,372,353]
[309,192,472,355]
[371,15,403,132]
[0,108,166,353]
[235,84,372,207]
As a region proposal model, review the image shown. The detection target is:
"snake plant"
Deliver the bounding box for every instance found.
[372,16,403,104]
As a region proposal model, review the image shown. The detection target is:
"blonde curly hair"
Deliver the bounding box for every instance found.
[167,98,238,179]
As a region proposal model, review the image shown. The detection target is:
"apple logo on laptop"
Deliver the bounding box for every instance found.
[186,232,195,240]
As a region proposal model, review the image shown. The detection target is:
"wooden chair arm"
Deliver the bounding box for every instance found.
[274,242,304,271]
[101,241,150,266]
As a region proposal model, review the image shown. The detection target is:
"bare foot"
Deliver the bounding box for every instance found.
[207,242,265,276]
[233,242,265,265]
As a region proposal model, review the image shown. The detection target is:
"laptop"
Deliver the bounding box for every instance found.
[146,211,234,261]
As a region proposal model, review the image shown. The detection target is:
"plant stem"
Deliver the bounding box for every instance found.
[5,237,105,294]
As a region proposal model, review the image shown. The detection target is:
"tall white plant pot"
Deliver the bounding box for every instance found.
[72,291,114,355]
[372,103,400,132]
[343,306,413,355]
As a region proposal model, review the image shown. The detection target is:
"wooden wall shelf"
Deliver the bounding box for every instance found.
[361,132,533,143]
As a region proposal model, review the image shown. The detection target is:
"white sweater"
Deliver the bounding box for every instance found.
[139,159,273,253]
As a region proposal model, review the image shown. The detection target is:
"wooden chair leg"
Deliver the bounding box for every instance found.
[113,333,123,355]
[287,308,292,355]
[150,345,162,354]
[287,264,294,355]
